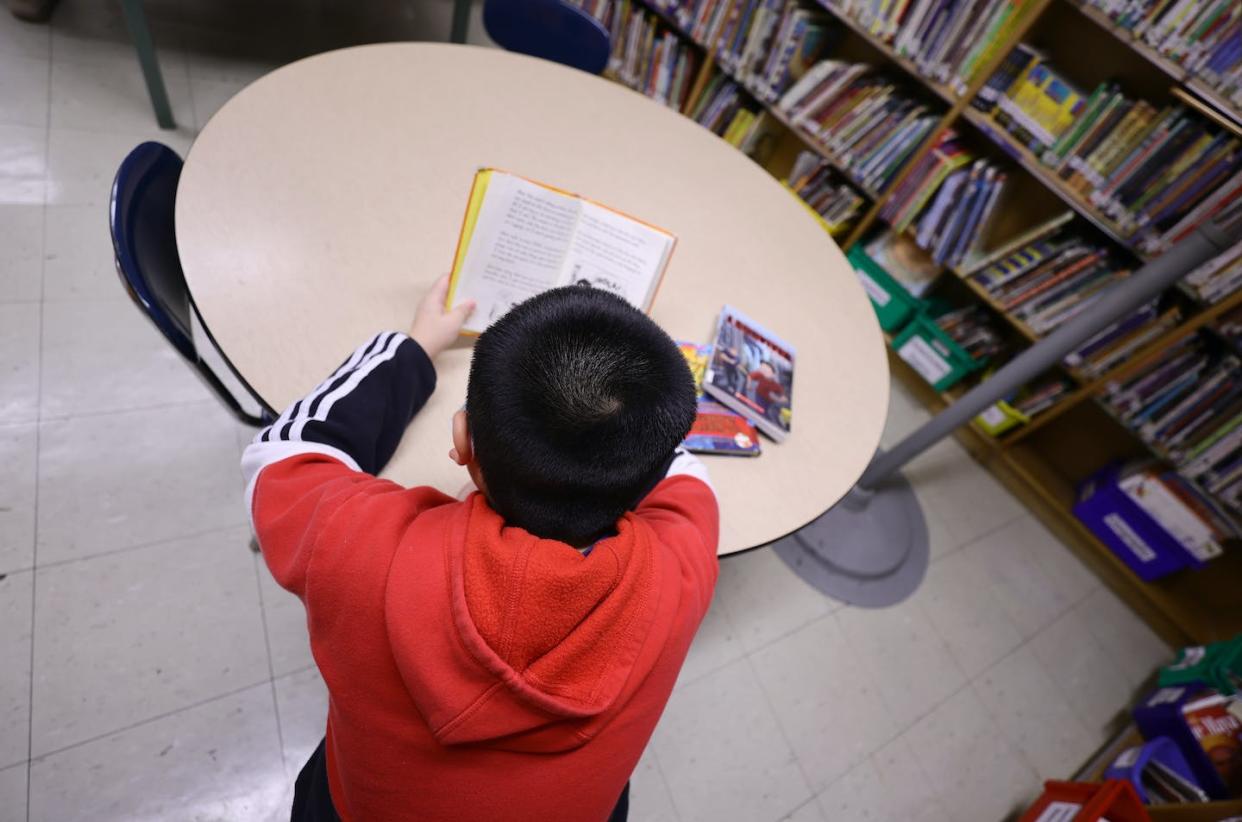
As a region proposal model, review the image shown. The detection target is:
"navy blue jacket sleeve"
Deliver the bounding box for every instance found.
[240,332,436,510]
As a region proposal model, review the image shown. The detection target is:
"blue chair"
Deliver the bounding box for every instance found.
[482,0,611,75]
[109,142,274,427]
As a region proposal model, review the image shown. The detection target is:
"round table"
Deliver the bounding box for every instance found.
[176,43,889,556]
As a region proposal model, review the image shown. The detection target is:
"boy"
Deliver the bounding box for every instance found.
[242,278,720,822]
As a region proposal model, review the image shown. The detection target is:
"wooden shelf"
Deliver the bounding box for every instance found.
[958,108,1147,261]
[604,0,1242,645]
[1063,0,1242,130]
[810,1,960,105]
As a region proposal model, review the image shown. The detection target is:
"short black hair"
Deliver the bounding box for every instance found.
[466,286,697,545]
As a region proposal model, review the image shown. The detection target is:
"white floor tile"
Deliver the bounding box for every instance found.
[921,498,961,560]
[50,54,193,135]
[879,381,929,450]
[836,599,966,732]
[716,547,839,654]
[870,734,952,822]
[273,666,326,776]
[960,515,1087,640]
[0,762,27,822]
[0,423,37,575]
[0,570,32,770]
[1075,586,1171,689]
[45,126,193,207]
[28,684,286,822]
[629,747,680,822]
[652,658,809,822]
[815,757,887,821]
[40,296,213,418]
[0,7,50,60]
[37,401,245,564]
[903,686,1039,822]
[918,549,1025,679]
[751,616,896,793]
[907,440,1024,547]
[0,124,46,205]
[31,525,268,756]
[974,646,1099,779]
[675,593,743,688]
[189,76,248,130]
[0,302,39,424]
[1030,608,1133,737]
[0,204,43,303]
[781,797,827,821]
[257,559,314,678]
[41,205,125,302]
[0,53,48,129]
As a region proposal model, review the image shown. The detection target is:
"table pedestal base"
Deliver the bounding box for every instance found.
[772,472,929,608]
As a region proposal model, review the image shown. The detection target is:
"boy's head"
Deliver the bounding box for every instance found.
[456,286,696,546]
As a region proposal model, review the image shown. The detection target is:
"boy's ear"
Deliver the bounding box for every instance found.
[449,408,473,466]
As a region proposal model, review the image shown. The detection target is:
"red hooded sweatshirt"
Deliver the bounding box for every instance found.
[242,333,719,822]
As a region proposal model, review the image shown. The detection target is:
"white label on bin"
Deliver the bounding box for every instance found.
[1148,687,1184,706]
[855,271,891,307]
[978,405,1007,427]
[1103,513,1157,563]
[897,336,951,385]
[1034,802,1082,822]
[1113,746,1141,767]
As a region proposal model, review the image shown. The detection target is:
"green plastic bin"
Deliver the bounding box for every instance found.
[890,312,982,392]
[846,245,920,333]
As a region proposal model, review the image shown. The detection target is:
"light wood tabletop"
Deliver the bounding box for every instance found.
[176,42,889,556]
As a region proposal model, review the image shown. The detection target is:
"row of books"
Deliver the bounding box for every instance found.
[1078,0,1242,111]
[1009,374,1073,418]
[689,71,780,153]
[826,0,1039,96]
[653,0,839,101]
[877,132,1007,268]
[599,1,705,110]
[1103,334,1242,514]
[1064,300,1183,379]
[1219,303,1242,349]
[778,60,942,191]
[933,304,1006,360]
[787,149,869,235]
[974,44,1242,255]
[1183,240,1242,303]
[968,224,1138,336]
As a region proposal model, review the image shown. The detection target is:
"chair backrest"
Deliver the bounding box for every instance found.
[109,142,272,426]
[482,0,611,75]
[109,142,196,361]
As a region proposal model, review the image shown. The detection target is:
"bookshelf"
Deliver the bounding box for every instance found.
[580,0,1242,646]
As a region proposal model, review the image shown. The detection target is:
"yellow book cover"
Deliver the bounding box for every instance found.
[447,169,677,335]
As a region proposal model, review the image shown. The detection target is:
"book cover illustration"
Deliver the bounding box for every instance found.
[702,307,795,443]
[677,341,761,457]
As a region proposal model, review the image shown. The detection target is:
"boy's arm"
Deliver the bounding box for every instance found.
[241,276,475,597]
[636,448,720,599]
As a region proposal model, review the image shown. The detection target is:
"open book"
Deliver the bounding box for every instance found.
[446,169,677,334]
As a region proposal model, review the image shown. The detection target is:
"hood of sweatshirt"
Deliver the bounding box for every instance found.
[384,493,665,753]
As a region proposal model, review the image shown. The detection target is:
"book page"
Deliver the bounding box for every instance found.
[557,201,673,310]
[452,172,582,333]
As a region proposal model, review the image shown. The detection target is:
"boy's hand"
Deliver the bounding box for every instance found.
[409,275,475,358]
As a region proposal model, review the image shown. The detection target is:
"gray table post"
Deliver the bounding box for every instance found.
[119,0,175,129]
[775,206,1242,607]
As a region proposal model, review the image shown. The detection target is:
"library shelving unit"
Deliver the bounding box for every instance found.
[579,0,1242,645]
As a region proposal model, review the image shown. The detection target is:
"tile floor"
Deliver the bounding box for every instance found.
[0,2,1175,820]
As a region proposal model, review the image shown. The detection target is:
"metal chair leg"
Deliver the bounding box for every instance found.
[119,0,176,129]
[450,0,471,43]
